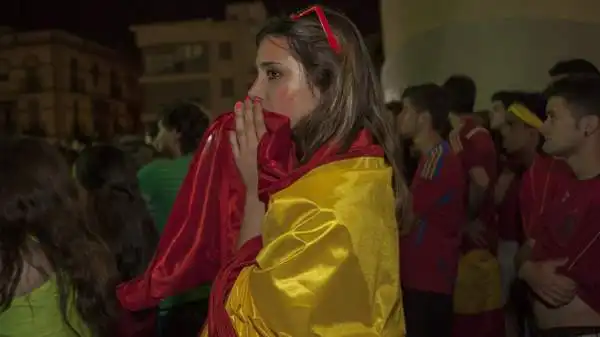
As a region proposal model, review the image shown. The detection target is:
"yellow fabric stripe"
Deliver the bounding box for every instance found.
[508,103,543,129]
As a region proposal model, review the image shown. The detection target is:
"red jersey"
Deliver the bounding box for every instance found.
[496,174,524,243]
[450,118,498,251]
[401,141,466,294]
[531,176,600,312]
[519,154,572,240]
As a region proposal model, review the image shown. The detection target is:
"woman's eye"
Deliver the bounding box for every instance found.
[266,70,281,80]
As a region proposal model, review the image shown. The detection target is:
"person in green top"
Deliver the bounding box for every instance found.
[0,138,119,337]
[137,100,210,337]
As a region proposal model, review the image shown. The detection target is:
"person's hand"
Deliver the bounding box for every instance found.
[494,170,515,205]
[465,219,487,247]
[229,97,267,194]
[520,259,577,307]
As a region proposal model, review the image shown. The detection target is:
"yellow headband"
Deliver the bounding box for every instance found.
[507,103,543,129]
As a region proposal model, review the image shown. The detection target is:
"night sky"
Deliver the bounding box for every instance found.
[0,0,380,58]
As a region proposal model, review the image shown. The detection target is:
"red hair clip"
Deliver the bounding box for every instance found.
[290,5,341,54]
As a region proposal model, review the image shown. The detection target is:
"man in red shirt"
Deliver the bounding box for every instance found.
[443,75,503,337]
[519,76,600,336]
[496,95,547,336]
[398,84,466,337]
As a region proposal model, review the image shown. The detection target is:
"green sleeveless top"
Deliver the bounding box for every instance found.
[0,276,91,337]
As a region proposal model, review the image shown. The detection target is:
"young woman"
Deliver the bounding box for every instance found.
[202,5,410,336]
[117,6,410,336]
[0,138,119,337]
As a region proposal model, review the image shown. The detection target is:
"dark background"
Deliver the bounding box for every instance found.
[0,0,380,56]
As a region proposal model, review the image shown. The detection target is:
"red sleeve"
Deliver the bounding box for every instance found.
[498,177,523,242]
[464,130,497,177]
[561,207,600,313]
[519,166,534,237]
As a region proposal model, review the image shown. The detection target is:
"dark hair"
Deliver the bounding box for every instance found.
[442,75,476,113]
[75,145,158,282]
[544,75,600,118]
[58,146,79,167]
[0,138,118,336]
[385,100,403,116]
[402,83,452,137]
[256,7,411,225]
[474,109,491,129]
[521,92,547,122]
[491,90,529,109]
[548,59,600,78]
[160,101,210,155]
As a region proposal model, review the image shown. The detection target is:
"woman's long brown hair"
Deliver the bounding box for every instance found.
[256,7,411,228]
[0,138,119,336]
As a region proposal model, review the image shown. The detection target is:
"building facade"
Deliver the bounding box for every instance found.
[130,2,267,122]
[0,28,140,141]
[380,0,600,106]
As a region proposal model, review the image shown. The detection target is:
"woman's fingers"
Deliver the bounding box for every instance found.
[253,99,267,139]
[229,131,240,159]
[234,97,265,153]
[242,97,257,146]
[234,101,244,139]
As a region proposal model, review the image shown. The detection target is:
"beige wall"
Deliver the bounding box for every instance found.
[0,30,139,139]
[381,0,600,108]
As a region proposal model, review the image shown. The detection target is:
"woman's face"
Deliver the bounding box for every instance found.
[248,36,320,126]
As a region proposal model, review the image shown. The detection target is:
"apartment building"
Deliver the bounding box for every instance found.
[0,28,140,141]
[130,2,267,122]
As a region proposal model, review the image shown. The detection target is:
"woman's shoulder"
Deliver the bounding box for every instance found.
[276,157,392,202]
[269,156,396,229]
[0,275,91,337]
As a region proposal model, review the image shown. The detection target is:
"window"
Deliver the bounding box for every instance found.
[0,59,9,81]
[70,58,79,92]
[23,55,38,67]
[26,99,44,136]
[73,100,83,137]
[221,78,234,97]
[90,64,100,87]
[219,42,232,60]
[0,101,15,132]
[110,70,122,99]
[24,67,41,93]
[143,43,210,75]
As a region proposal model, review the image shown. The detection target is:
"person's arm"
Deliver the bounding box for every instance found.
[224,208,401,336]
[465,131,495,220]
[237,194,265,249]
[515,239,534,272]
[216,161,404,337]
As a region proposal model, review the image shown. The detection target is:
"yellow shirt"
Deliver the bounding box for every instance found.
[203,157,405,336]
[0,276,90,337]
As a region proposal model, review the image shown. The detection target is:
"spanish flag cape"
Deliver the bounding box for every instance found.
[116,111,383,325]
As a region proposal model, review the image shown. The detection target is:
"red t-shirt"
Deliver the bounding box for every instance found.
[519,154,572,240]
[401,141,466,294]
[450,118,499,251]
[497,173,524,243]
[531,176,600,312]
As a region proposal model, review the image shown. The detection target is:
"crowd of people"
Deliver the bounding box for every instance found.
[1,4,600,337]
